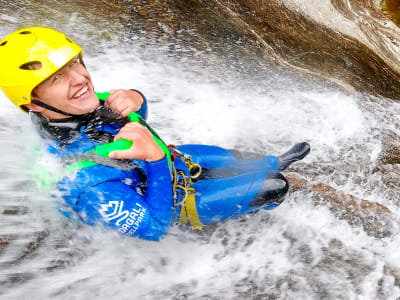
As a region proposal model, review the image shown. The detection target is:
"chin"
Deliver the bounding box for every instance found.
[85,98,100,111]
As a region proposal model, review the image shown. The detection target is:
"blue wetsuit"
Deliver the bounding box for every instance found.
[32,92,307,241]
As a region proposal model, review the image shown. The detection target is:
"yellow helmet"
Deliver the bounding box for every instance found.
[0,27,82,112]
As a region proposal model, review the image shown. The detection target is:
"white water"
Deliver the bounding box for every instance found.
[1,6,400,300]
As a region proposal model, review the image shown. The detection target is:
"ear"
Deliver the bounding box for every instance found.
[25,102,45,112]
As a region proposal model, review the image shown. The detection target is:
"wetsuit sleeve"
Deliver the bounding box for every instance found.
[130,89,148,120]
[96,90,148,120]
[72,157,173,241]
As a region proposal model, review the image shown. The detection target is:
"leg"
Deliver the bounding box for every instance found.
[177,144,239,169]
[194,169,288,225]
[177,144,279,180]
[228,149,266,160]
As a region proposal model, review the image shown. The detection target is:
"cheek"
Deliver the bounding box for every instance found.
[78,65,91,79]
[35,84,67,105]
[33,85,45,98]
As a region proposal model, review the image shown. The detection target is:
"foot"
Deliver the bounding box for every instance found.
[248,172,289,207]
[276,142,310,171]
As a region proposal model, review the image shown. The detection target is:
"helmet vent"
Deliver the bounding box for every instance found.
[65,37,73,43]
[20,61,42,70]
[0,41,7,46]
[19,31,31,35]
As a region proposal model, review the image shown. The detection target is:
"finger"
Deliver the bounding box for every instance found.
[119,122,142,130]
[105,92,117,105]
[113,100,130,114]
[113,131,134,142]
[107,98,127,114]
[113,124,142,141]
[114,105,131,117]
[109,148,136,159]
[105,90,123,104]
[121,106,135,117]
[104,95,115,108]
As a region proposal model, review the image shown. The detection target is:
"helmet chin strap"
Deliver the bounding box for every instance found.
[31,99,84,118]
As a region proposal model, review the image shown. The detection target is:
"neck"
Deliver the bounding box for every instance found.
[31,99,97,119]
[31,105,130,143]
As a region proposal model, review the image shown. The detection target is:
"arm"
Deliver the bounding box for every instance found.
[106,89,148,119]
[96,89,148,120]
[130,89,148,120]
[61,158,173,241]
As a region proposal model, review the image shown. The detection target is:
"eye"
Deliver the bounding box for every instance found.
[69,58,79,67]
[53,73,62,82]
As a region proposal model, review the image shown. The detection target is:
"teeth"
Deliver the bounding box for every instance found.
[75,86,88,97]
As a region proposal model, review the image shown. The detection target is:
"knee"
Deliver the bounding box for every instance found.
[248,172,289,208]
[228,149,265,160]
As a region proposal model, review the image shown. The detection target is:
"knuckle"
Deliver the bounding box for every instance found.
[132,123,142,129]
[126,123,137,128]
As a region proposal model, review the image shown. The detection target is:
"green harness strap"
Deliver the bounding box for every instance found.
[95,92,172,167]
[67,92,172,172]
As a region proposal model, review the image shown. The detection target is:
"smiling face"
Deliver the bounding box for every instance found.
[29,57,99,119]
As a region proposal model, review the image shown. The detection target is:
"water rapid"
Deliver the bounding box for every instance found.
[1,1,400,299]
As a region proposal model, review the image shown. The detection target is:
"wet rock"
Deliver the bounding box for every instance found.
[382,0,400,27]
[2,206,30,215]
[120,0,400,99]
[374,132,400,194]
[0,272,34,290]
[100,31,112,41]
[286,173,394,238]
[0,236,9,253]
[0,0,132,45]
[379,132,400,165]
[14,231,48,263]
[318,240,375,285]
[375,265,400,297]
[213,0,400,100]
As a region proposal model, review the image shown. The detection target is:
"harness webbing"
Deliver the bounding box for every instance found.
[169,147,203,230]
[96,92,172,166]
[178,185,203,230]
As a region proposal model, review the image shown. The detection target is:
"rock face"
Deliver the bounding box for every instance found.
[383,0,400,27]
[219,0,400,99]
[114,0,400,100]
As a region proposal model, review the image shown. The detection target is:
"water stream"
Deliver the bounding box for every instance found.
[1,1,400,299]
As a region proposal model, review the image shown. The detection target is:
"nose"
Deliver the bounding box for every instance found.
[67,68,86,85]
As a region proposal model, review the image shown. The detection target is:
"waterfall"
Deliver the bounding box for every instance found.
[1,1,400,299]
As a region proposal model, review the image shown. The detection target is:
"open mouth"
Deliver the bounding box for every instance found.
[72,84,90,100]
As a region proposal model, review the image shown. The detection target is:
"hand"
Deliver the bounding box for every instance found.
[109,123,165,162]
[104,89,144,117]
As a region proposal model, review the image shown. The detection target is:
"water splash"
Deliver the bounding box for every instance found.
[1,1,400,299]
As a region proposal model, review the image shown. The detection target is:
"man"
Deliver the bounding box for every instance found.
[0,27,310,240]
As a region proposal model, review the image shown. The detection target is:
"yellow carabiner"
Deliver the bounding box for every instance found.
[187,161,202,180]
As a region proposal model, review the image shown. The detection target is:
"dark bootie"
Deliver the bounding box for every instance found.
[276,142,310,171]
[248,172,289,207]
